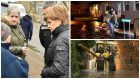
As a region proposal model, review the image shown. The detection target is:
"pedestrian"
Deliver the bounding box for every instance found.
[107,50,116,71]
[20,14,33,44]
[41,4,69,78]
[105,8,118,38]
[96,47,105,71]
[1,22,29,78]
[39,1,57,63]
[5,6,27,59]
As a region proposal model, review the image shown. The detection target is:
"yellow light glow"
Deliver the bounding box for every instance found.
[95,21,100,26]
[81,24,86,32]
[95,5,98,10]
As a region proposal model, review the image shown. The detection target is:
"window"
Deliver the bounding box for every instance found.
[124,1,129,11]
[36,3,43,14]
[135,1,139,11]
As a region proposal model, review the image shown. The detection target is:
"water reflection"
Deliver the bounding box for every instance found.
[71,21,134,39]
[76,41,139,78]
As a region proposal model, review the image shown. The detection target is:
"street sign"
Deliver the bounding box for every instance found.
[121,19,131,23]
[121,18,131,39]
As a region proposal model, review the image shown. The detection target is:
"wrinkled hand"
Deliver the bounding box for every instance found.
[22,47,27,56]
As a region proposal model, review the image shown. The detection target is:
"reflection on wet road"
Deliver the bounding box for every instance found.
[78,70,138,78]
[71,21,134,39]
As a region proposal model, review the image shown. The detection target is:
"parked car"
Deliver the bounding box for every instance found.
[1,1,9,15]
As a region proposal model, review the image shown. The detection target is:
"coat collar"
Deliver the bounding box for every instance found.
[1,43,11,50]
[52,24,69,36]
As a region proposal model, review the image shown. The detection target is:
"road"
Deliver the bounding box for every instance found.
[28,22,45,54]
[71,21,135,39]
[77,69,138,78]
[25,48,44,78]
[26,22,45,77]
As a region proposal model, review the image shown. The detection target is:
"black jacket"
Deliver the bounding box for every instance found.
[39,24,51,55]
[42,24,69,78]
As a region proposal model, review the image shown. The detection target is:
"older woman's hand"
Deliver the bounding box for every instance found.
[22,47,27,56]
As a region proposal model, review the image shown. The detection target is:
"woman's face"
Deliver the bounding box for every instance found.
[8,12,19,26]
[46,18,61,32]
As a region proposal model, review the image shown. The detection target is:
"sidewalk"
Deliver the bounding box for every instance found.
[25,48,44,78]
[28,22,45,54]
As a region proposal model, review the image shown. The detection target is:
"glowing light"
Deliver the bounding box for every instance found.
[122,19,131,22]
[95,21,100,26]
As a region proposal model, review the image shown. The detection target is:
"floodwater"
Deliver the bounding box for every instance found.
[71,21,134,39]
[75,41,139,78]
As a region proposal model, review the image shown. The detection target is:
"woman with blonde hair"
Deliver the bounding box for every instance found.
[41,4,69,78]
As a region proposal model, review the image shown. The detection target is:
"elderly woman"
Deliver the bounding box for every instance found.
[4,6,27,59]
[41,4,69,78]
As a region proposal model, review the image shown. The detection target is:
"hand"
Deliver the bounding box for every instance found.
[22,47,27,56]
[41,68,46,78]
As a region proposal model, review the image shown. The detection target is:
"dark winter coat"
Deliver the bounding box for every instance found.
[1,43,29,78]
[39,24,51,57]
[41,24,69,78]
[20,15,33,41]
[107,55,116,71]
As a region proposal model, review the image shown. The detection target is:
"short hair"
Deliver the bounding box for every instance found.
[7,6,20,16]
[44,4,69,25]
[1,22,11,41]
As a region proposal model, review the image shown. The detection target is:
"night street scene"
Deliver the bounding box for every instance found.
[71,1,139,39]
[71,40,139,78]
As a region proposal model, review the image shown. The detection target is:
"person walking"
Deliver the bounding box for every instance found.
[20,14,33,43]
[96,47,105,71]
[107,50,116,71]
[105,8,118,38]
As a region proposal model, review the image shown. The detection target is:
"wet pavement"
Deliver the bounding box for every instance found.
[75,58,139,78]
[71,30,134,39]
[71,21,135,39]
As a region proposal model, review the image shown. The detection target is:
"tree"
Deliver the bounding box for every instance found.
[71,40,95,77]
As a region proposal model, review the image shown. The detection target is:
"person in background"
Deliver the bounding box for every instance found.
[5,6,27,59]
[107,49,116,71]
[105,8,118,38]
[41,4,69,78]
[39,1,56,53]
[1,22,29,78]
[96,47,105,71]
[20,14,33,44]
